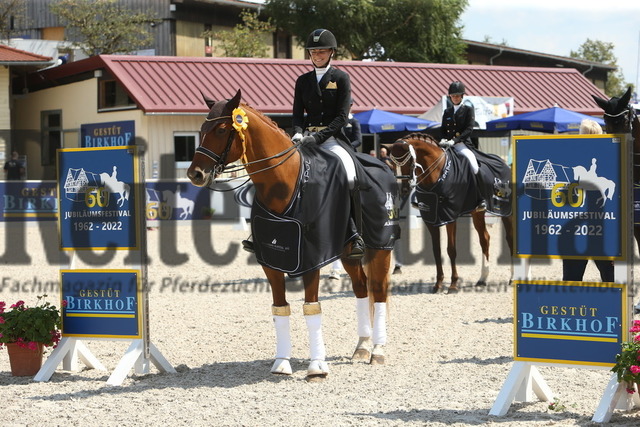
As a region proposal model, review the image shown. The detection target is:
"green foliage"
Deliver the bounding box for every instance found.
[0,295,62,348]
[570,38,633,97]
[50,0,160,56]
[202,10,275,58]
[611,320,640,394]
[0,0,27,40]
[264,0,468,63]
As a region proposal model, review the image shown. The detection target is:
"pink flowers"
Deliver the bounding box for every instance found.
[630,365,640,375]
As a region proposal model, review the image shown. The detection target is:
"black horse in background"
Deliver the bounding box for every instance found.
[592,87,640,255]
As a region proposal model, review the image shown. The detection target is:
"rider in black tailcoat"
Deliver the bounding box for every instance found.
[292,28,365,259]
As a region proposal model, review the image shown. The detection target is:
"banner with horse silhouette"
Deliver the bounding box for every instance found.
[57,146,141,250]
[513,134,627,259]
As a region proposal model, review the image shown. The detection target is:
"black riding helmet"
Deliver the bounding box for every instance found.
[448,81,466,96]
[306,29,337,50]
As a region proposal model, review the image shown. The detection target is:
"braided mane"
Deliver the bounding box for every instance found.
[242,102,289,138]
[401,132,439,146]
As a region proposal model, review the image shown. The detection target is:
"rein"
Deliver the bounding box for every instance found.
[197,111,300,192]
[391,139,448,188]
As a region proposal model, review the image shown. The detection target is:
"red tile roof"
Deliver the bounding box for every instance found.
[36,55,608,116]
[0,44,52,63]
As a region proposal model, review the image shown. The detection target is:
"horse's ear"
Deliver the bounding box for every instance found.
[222,89,242,116]
[620,86,632,106]
[201,91,216,109]
[591,94,609,111]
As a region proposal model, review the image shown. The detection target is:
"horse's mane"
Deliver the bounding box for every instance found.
[400,132,439,147]
[241,102,290,139]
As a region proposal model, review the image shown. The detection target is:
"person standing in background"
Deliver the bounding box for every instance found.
[562,119,614,283]
[4,151,25,180]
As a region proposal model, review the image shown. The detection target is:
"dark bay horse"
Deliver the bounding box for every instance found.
[390,134,513,293]
[187,89,393,380]
[592,86,640,254]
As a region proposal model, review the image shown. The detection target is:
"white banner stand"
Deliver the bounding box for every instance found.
[34,337,107,382]
[40,146,175,386]
[107,340,176,386]
[489,361,553,416]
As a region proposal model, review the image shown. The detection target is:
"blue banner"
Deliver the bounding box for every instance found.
[80,120,135,148]
[0,181,57,221]
[515,280,625,366]
[58,146,140,250]
[60,270,141,338]
[514,135,625,259]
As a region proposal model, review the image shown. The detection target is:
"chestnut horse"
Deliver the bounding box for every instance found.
[187,90,393,380]
[592,86,640,254]
[390,134,513,293]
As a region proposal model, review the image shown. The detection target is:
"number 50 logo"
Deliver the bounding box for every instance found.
[551,183,584,208]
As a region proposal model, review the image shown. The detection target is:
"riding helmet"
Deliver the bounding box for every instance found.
[306,29,337,50]
[448,81,466,95]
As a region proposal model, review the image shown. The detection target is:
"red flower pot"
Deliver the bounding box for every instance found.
[6,342,44,376]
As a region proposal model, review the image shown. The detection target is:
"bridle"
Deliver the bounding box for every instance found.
[390,139,448,189]
[603,104,635,134]
[195,113,299,191]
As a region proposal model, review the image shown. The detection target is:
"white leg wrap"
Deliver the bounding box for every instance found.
[480,256,490,282]
[273,315,291,360]
[356,297,372,338]
[271,314,292,375]
[372,302,387,346]
[305,312,326,361]
[305,311,329,376]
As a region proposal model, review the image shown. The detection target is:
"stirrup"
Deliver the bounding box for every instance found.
[347,236,365,259]
[242,239,255,253]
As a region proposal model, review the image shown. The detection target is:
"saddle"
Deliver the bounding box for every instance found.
[413,148,512,226]
[251,147,399,277]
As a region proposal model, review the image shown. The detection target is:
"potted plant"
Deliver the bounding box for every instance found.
[612,320,640,394]
[0,295,63,376]
[201,206,215,220]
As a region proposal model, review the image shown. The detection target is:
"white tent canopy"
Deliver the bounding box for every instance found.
[419,96,515,129]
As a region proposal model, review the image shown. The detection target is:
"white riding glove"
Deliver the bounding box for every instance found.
[439,139,454,149]
[292,133,303,143]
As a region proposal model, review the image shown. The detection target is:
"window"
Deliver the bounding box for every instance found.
[99,80,135,110]
[273,30,291,59]
[41,110,62,166]
[174,132,198,168]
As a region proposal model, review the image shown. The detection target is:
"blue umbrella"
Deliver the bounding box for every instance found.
[485,106,605,133]
[354,109,438,133]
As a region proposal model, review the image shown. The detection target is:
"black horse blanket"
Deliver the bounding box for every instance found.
[251,147,399,277]
[413,147,512,227]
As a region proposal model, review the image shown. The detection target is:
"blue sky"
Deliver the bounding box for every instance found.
[461,0,640,92]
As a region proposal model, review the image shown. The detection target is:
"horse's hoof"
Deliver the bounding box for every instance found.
[307,360,329,377]
[475,280,487,287]
[305,373,327,383]
[352,347,371,361]
[432,285,441,294]
[270,358,292,375]
[370,345,385,365]
[370,354,385,365]
[447,286,459,294]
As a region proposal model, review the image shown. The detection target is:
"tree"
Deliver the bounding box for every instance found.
[0,0,27,41]
[50,0,160,56]
[201,10,275,58]
[264,0,468,63]
[570,38,632,97]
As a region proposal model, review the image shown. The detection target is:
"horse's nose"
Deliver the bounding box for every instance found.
[187,165,206,187]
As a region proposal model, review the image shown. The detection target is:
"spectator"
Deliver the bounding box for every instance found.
[4,151,25,180]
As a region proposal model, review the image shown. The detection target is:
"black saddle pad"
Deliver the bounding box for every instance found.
[251,145,399,277]
[414,148,512,226]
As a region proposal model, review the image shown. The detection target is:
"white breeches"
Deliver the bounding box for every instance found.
[454,142,479,174]
[322,137,357,190]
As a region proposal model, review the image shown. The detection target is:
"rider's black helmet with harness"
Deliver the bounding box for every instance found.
[448,81,466,96]
[306,29,337,50]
